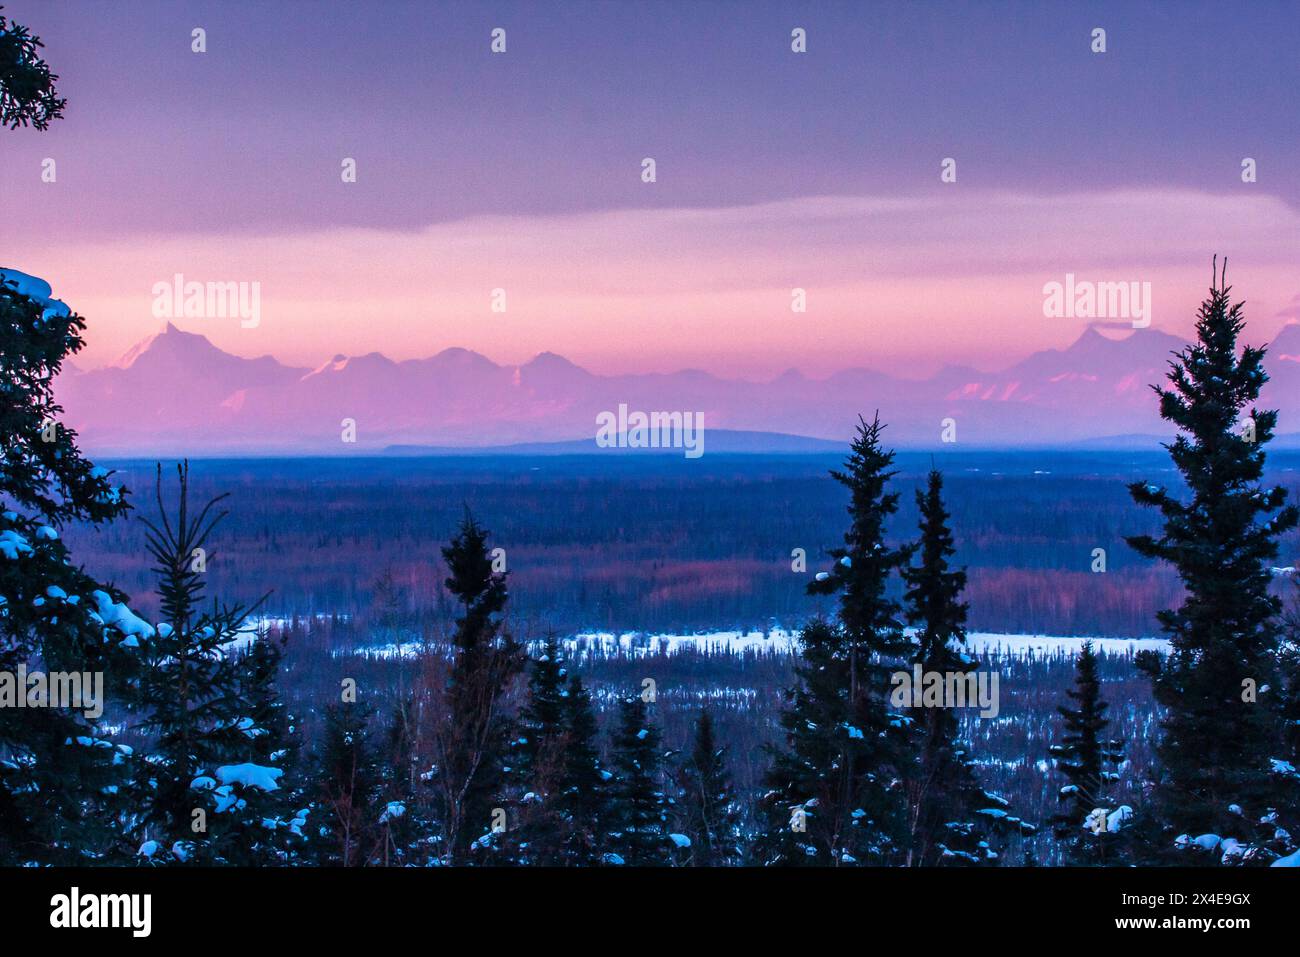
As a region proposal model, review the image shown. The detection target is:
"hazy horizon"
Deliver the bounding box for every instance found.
[73,311,1231,379]
[48,312,1300,454]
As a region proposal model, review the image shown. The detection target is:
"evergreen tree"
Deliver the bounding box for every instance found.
[514,634,569,863]
[1271,578,1300,859]
[903,471,968,677]
[1128,262,1299,862]
[518,636,566,783]
[127,464,291,866]
[759,414,912,865]
[434,511,524,863]
[606,696,670,866]
[1049,641,1129,865]
[0,268,137,864]
[0,8,66,129]
[311,701,382,866]
[218,627,306,864]
[902,469,1026,865]
[677,709,742,865]
[372,698,420,866]
[808,414,914,664]
[757,619,907,865]
[555,674,606,864]
[1282,582,1300,767]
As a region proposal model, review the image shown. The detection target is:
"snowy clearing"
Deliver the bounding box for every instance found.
[342,628,1170,660]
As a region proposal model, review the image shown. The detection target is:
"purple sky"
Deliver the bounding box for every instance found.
[3,0,1298,374]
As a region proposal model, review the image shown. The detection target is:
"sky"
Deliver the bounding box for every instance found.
[3,0,1298,377]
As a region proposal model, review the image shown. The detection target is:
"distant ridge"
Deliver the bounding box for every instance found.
[1075,432,1300,451]
[384,430,848,456]
[55,322,1300,454]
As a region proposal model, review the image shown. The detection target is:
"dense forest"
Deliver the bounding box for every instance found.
[61,451,1300,638]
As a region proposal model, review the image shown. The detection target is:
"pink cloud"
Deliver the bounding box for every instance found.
[20,188,1300,378]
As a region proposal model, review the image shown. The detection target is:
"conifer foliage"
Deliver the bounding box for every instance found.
[759,618,903,864]
[1,269,139,864]
[902,469,1020,865]
[433,511,524,862]
[128,464,298,865]
[514,634,571,863]
[1050,641,1129,865]
[311,702,382,866]
[1128,262,1300,862]
[808,414,913,662]
[760,415,913,865]
[606,696,670,866]
[677,709,742,865]
[0,7,66,130]
[554,673,607,864]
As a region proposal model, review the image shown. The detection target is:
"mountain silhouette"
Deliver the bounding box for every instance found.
[54,322,1300,454]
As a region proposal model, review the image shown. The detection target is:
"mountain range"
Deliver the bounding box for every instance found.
[54,322,1300,455]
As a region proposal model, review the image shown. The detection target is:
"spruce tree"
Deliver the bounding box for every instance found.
[128,463,289,866]
[218,627,305,865]
[1128,262,1299,862]
[518,636,566,783]
[758,619,906,865]
[311,701,381,866]
[555,673,606,864]
[1049,641,1129,865]
[1282,584,1300,767]
[1,269,140,864]
[606,695,670,866]
[373,698,420,866]
[902,469,1023,865]
[759,414,912,865]
[435,511,524,863]
[1279,588,1300,855]
[808,414,913,664]
[514,634,569,863]
[903,471,967,676]
[0,8,66,129]
[677,709,742,865]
